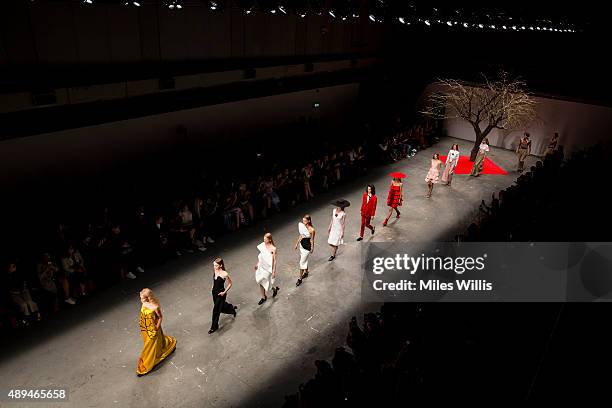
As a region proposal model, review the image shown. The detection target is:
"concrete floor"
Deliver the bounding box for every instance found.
[0,137,536,407]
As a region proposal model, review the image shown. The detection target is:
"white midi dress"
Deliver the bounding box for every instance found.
[298,222,311,269]
[327,208,346,246]
[255,242,274,292]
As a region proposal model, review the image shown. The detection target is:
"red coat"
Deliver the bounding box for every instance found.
[360,193,377,217]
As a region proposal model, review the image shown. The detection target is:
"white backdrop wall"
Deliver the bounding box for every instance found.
[422,84,612,156]
[0,83,358,186]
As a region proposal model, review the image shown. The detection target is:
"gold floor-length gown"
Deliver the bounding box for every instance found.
[136,306,177,375]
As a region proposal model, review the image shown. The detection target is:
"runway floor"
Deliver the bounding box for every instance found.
[0,137,535,407]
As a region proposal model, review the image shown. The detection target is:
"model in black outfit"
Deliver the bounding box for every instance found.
[209,257,237,334]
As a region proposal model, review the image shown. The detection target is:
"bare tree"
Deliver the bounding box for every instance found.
[422,71,537,161]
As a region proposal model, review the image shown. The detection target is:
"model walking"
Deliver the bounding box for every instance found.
[295,215,315,286]
[136,288,177,376]
[209,257,237,334]
[303,164,315,201]
[469,138,490,177]
[516,132,531,172]
[357,184,377,241]
[544,132,559,157]
[383,175,404,226]
[425,153,443,198]
[254,233,279,305]
[441,144,460,186]
[327,200,349,261]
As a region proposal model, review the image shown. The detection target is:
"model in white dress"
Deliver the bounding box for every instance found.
[327,207,346,261]
[295,215,315,287]
[254,233,279,305]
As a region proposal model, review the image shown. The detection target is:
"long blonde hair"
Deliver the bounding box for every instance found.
[264,232,275,246]
[140,288,159,306]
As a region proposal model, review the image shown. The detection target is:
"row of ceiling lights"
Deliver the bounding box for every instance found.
[396,18,577,33]
[32,1,579,32]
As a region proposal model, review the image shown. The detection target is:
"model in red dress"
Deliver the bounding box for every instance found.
[383,177,403,226]
[356,184,377,241]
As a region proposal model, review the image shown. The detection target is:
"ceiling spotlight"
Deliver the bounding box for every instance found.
[369,14,376,22]
[424,19,430,26]
[328,10,335,18]
[490,24,496,29]
[124,1,140,5]
[278,5,286,14]
[299,13,306,18]
[478,23,484,29]
[341,16,346,21]
[166,0,183,9]
[463,22,468,28]
[446,21,452,26]
[352,13,359,18]
[536,26,541,30]
[529,26,534,30]
[270,9,276,14]
[82,0,93,4]
[512,25,517,30]
[398,17,405,24]
[209,1,217,9]
[502,25,507,29]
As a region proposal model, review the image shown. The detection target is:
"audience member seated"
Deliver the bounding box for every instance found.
[179,204,206,252]
[61,244,91,297]
[36,252,74,311]
[222,191,244,232]
[193,197,215,246]
[105,224,144,281]
[260,176,281,218]
[6,261,41,325]
[151,215,179,261]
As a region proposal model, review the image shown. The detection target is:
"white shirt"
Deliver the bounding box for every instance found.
[446,149,460,164]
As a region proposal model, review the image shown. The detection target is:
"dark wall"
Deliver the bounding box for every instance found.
[383,27,612,105]
[0,83,359,187]
[0,1,382,65]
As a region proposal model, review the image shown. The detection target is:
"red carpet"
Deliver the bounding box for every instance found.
[439,155,508,175]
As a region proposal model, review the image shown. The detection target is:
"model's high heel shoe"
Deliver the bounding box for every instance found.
[272,287,280,297]
[258,297,267,305]
[383,219,388,227]
[296,278,302,287]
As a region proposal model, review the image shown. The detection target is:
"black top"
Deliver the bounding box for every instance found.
[212,274,226,296]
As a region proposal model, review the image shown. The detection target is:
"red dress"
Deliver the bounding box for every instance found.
[387,184,402,208]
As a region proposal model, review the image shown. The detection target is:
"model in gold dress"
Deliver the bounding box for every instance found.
[136,288,177,376]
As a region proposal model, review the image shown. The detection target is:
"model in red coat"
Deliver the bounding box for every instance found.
[357,184,377,241]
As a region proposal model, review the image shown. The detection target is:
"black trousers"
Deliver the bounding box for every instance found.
[210,293,234,330]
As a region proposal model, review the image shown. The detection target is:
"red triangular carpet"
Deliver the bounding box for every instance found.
[439,155,508,175]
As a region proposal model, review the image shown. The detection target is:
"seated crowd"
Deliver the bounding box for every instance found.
[462,143,605,242]
[0,118,437,332]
